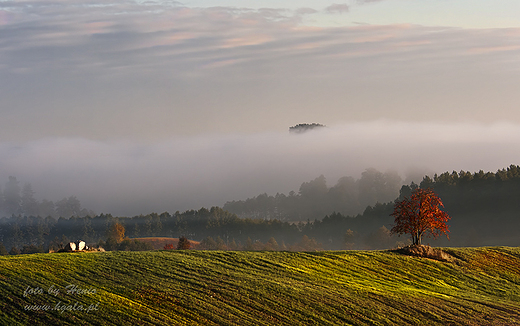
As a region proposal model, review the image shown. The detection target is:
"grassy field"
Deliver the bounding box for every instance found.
[1,247,520,325]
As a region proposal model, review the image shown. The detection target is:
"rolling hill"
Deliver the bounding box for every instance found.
[1,247,520,325]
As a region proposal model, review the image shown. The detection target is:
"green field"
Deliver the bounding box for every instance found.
[1,247,520,325]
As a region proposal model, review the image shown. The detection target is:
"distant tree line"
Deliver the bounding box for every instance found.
[289,123,326,133]
[2,165,520,255]
[405,164,520,247]
[0,176,95,219]
[223,168,402,221]
[0,205,397,254]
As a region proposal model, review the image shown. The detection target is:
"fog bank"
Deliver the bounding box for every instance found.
[1,121,518,216]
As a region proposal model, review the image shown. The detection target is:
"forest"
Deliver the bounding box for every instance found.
[223,168,402,220]
[0,176,95,219]
[1,165,520,253]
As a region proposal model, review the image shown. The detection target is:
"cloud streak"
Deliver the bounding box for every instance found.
[325,4,349,14]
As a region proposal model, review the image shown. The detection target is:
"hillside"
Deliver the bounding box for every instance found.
[1,247,520,325]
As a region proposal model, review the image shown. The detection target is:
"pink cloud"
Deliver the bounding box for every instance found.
[221,34,273,49]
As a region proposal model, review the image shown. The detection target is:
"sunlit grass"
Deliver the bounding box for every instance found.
[1,247,520,325]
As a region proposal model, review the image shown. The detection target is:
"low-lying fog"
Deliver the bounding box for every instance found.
[1,121,519,217]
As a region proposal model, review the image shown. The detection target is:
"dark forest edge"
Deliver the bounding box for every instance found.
[1,164,520,254]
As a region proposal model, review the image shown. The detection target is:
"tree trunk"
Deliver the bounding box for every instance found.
[412,232,422,246]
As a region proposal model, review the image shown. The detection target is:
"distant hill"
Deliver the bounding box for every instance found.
[224,169,402,222]
[1,248,520,325]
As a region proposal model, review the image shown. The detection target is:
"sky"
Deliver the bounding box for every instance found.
[1,0,520,216]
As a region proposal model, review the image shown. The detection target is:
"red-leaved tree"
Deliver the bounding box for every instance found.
[391,188,450,246]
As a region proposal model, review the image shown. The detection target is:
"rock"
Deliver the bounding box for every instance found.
[64,242,76,252]
[76,241,86,251]
[393,244,453,262]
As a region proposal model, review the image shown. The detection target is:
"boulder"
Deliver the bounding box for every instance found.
[64,242,76,252]
[393,244,453,262]
[76,241,86,251]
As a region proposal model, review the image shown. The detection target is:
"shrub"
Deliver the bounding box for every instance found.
[176,236,191,250]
